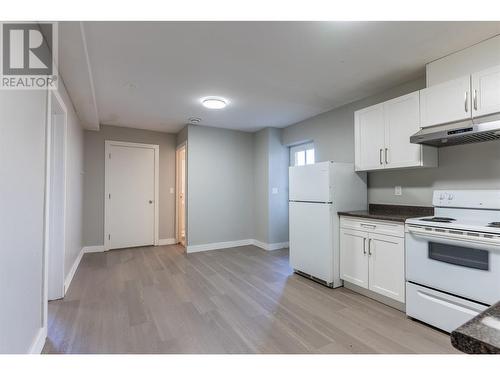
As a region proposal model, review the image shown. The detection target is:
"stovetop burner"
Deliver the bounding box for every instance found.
[421,217,457,223]
[487,222,500,228]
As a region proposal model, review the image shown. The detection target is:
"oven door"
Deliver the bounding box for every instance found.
[406,225,500,305]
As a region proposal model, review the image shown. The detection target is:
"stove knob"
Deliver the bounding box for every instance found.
[448,194,454,200]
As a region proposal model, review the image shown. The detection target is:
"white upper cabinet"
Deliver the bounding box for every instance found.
[420,75,472,128]
[472,64,500,118]
[354,91,437,172]
[384,92,424,169]
[354,103,385,171]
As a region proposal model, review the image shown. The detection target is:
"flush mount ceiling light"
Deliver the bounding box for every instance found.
[201,97,228,110]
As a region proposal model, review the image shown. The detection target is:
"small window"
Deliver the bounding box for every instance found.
[290,142,315,166]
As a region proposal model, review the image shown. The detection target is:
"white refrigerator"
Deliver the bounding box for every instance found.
[289,161,367,288]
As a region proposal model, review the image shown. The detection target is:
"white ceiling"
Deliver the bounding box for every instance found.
[60,21,500,133]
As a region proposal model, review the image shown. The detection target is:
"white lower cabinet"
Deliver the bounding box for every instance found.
[340,229,369,289]
[340,217,405,303]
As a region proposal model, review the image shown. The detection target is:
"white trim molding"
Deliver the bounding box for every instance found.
[83,245,105,253]
[187,239,253,253]
[64,247,84,294]
[158,238,177,246]
[29,326,47,354]
[252,240,289,251]
[186,239,289,253]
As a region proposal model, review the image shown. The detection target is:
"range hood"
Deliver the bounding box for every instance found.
[410,115,500,147]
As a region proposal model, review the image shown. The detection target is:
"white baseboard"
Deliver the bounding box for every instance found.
[64,245,104,294]
[64,248,84,294]
[29,326,47,354]
[158,238,177,246]
[82,245,105,253]
[186,239,289,253]
[187,239,253,253]
[252,240,289,251]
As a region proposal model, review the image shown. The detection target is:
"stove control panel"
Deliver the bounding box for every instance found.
[433,190,500,209]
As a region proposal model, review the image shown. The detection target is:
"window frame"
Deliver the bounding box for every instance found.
[290,142,315,167]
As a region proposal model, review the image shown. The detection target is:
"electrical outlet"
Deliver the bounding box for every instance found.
[271,187,279,195]
[395,186,402,196]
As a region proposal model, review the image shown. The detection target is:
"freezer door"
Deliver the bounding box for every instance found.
[289,201,334,283]
[289,162,331,202]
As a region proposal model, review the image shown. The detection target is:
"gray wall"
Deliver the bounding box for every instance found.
[267,128,289,244]
[83,125,177,246]
[187,125,255,246]
[282,77,426,163]
[369,140,500,205]
[254,129,269,243]
[0,89,47,353]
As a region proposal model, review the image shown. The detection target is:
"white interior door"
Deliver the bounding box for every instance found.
[105,142,158,250]
[354,103,386,171]
[383,92,422,168]
[289,201,333,283]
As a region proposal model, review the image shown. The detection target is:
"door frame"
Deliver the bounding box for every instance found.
[175,142,187,247]
[43,89,68,330]
[104,140,159,251]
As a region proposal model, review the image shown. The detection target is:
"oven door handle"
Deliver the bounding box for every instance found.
[407,225,500,252]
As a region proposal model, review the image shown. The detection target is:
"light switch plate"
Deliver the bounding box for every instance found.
[395,186,402,196]
[170,187,174,194]
[271,187,279,194]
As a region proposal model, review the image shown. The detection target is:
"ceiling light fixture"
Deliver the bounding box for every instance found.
[201,97,228,109]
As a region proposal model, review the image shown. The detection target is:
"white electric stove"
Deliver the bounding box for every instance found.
[405,190,500,333]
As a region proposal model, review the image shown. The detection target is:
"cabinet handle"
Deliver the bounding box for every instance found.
[385,148,389,164]
[361,223,376,229]
[379,149,383,165]
[368,239,373,256]
[464,91,469,113]
[363,237,367,255]
[473,89,478,110]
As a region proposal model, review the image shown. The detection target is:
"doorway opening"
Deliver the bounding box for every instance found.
[45,91,68,302]
[176,144,186,247]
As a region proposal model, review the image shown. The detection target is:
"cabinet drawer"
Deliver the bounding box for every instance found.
[406,282,487,333]
[340,217,404,238]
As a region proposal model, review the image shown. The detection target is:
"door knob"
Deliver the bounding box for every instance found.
[149,200,153,204]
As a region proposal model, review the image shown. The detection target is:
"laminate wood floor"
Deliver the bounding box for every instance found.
[43,245,458,354]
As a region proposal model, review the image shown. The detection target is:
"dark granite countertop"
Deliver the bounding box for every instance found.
[451,302,500,354]
[338,204,434,223]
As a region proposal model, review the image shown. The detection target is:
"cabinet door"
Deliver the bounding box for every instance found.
[472,64,500,118]
[354,103,385,171]
[340,229,369,288]
[368,233,405,303]
[384,91,422,168]
[420,75,471,128]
